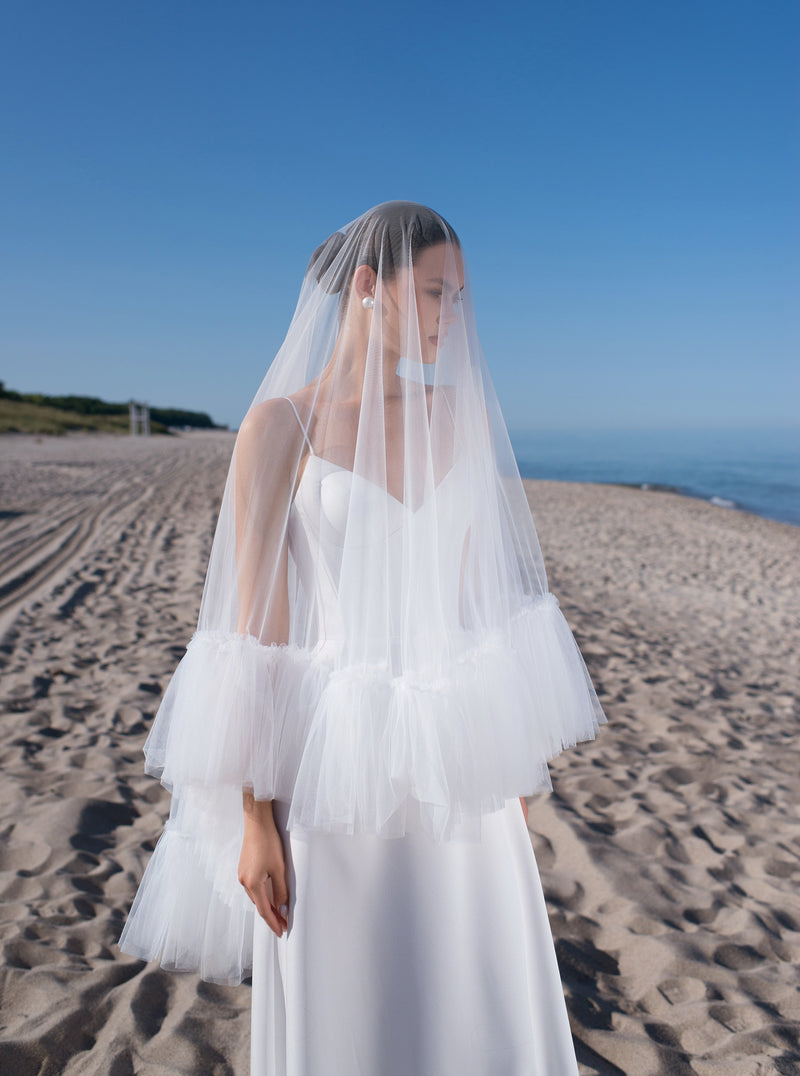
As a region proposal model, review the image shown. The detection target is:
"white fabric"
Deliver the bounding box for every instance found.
[251,798,579,1076]
[118,201,607,993]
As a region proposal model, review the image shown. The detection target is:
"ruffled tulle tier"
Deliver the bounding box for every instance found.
[117,793,255,984]
[143,592,605,842]
[120,592,606,982]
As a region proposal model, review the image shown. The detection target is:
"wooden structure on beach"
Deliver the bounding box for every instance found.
[129,401,151,436]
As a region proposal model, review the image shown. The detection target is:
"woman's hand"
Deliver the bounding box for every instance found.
[519,796,528,825]
[239,796,290,938]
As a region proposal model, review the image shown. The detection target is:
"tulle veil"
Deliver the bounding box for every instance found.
[118,200,606,983]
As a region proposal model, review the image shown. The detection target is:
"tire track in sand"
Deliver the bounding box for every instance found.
[0,431,250,1076]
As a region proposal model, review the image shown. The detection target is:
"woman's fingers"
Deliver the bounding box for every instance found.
[270,870,290,928]
[238,815,290,937]
[245,875,288,937]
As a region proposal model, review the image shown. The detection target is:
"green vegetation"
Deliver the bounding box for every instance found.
[0,382,225,435]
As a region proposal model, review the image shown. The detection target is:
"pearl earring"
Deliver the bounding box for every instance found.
[361,296,374,309]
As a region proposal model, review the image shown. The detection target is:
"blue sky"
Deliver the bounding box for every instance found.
[1,0,797,432]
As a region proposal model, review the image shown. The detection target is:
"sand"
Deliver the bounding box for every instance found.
[0,430,798,1075]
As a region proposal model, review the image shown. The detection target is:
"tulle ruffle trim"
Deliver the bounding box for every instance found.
[120,594,606,982]
[143,593,606,843]
[117,798,255,985]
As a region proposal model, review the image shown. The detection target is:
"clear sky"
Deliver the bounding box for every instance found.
[1,0,797,432]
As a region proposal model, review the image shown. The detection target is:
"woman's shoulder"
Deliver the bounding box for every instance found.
[239,394,305,440]
[236,397,310,482]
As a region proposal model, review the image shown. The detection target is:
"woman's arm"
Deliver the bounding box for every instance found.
[233,399,300,938]
[234,399,296,642]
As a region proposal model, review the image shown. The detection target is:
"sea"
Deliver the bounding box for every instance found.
[508,427,800,528]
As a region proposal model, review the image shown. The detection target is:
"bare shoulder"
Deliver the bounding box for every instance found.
[235,397,306,483]
[239,396,298,440]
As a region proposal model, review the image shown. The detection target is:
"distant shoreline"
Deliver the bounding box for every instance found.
[597,479,796,529]
[520,476,800,530]
[605,479,759,518]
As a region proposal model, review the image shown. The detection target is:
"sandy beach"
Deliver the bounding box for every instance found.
[0,430,798,1075]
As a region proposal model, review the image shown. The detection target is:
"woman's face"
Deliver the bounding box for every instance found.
[382,242,465,364]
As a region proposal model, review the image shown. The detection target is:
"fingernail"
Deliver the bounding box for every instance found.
[280,904,288,916]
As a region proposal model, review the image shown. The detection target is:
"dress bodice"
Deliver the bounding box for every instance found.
[281,398,469,665]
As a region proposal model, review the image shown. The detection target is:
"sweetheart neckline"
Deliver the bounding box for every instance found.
[295,453,460,515]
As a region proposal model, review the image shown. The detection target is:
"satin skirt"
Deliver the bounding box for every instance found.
[251,797,579,1076]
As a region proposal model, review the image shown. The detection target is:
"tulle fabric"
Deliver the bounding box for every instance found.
[120,594,604,984]
[118,201,607,983]
[144,593,602,840]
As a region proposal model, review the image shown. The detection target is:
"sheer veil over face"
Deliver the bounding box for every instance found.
[118,201,607,984]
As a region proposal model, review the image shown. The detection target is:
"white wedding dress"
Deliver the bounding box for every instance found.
[249,402,580,1076]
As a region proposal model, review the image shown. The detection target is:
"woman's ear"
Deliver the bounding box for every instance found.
[352,264,377,303]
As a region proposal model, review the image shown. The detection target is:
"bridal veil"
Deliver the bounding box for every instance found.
[118,200,606,983]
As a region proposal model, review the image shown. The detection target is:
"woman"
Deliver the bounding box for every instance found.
[118,201,607,1074]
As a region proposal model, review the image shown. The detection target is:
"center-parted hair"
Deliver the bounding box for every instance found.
[307,201,461,316]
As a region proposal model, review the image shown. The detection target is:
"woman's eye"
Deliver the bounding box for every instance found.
[428,288,463,304]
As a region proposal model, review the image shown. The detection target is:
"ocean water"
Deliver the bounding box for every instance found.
[507,427,800,528]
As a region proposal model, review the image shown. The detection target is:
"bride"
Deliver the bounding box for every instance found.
[119,200,606,1074]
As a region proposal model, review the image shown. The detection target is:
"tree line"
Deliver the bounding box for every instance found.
[0,382,225,430]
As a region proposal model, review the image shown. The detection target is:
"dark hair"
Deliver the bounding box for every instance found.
[306,201,460,316]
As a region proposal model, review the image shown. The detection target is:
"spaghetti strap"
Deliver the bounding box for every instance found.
[280,396,315,456]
